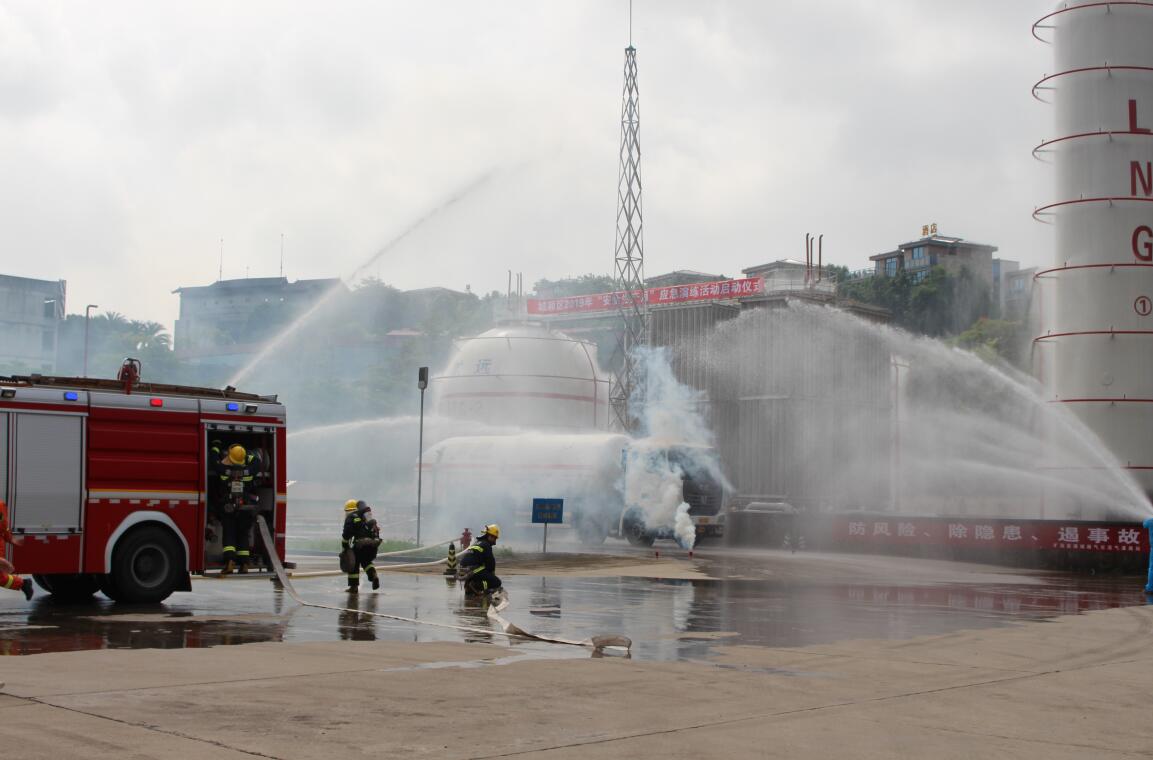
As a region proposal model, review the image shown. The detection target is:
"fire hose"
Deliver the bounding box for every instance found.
[287,540,455,578]
[255,516,631,652]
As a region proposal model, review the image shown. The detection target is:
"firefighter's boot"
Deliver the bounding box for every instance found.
[366,565,380,591]
[220,547,236,576]
[21,578,33,601]
[237,550,250,575]
[346,574,360,594]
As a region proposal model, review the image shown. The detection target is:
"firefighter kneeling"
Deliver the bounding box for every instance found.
[459,523,502,597]
[341,500,382,593]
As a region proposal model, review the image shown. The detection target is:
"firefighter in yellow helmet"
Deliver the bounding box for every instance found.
[459,523,501,597]
[214,444,260,575]
[341,500,381,593]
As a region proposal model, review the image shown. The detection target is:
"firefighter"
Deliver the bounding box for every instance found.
[0,500,33,600]
[459,523,502,597]
[342,499,381,593]
[215,444,259,575]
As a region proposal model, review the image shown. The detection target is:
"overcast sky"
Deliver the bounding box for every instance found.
[0,1,1057,331]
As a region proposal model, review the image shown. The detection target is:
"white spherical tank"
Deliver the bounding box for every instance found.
[1034,1,1153,495]
[430,325,611,430]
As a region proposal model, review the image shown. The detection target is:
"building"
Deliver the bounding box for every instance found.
[992,258,1020,316]
[646,270,727,288]
[172,277,343,356]
[742,259,835,296]
[870,232,998,286]
[1002,266,1036,321]
[0,274,65,374]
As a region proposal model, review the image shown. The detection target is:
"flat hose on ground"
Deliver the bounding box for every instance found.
[255,516,631,653]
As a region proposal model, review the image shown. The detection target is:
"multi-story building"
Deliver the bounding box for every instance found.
[870,232,998,286]
[992,258,1020,316]
[1003,266,1037,321]
[172,277,343,356]
[0,274,65,374]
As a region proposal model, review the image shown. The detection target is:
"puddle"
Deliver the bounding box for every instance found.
[0,561,1148,659]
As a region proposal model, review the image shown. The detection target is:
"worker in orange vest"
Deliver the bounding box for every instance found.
[0,501,34,600]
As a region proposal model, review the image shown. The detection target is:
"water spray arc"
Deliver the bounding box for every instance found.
[227,169,498,388]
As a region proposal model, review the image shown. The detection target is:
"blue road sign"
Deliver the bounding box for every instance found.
[532,498,564,524]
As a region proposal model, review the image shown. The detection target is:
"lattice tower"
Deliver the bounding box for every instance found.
[610,44,647,430]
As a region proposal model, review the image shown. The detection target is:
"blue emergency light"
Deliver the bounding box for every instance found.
[64,391,79,401]
[226,402,239,411]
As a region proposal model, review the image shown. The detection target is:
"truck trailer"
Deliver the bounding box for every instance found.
[421,432,724,545]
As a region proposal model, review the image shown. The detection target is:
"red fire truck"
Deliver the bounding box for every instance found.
[0,362,287,603]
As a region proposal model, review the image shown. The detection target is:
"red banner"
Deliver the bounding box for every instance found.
[527,277,764,316]
[832,516,1150,553]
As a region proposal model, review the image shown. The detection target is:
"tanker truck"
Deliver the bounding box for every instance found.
[421,432,724,546]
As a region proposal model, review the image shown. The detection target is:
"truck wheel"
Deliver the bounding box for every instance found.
[624,516,654,547]
[110,527,183,604]
[32,573,100,601]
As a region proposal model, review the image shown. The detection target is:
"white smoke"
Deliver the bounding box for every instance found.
[633,345,715,446]
[618,346,732,549]
[621,440,689,546]
[674,503,695,550]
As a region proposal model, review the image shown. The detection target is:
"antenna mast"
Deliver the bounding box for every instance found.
[609,5,647,431]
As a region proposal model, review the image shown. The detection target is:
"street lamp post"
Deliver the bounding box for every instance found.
[83,304,99,377]
[416,366,429,547]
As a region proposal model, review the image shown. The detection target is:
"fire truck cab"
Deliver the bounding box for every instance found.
[0,367,287,603]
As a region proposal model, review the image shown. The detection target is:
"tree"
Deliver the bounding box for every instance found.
[532,274,617,298]
[824,264,851,284]
[55,312,178,381]
[839,266,991,338]
[952,318,1029,369]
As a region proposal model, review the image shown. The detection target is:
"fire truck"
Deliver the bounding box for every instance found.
[0,361,287,603]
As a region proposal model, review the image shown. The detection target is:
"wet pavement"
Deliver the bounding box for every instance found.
[0,549,1149,659]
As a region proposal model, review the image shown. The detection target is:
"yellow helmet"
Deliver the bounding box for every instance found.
[344,499,359,512]
[228,445,247,465]
[482,523,500,539]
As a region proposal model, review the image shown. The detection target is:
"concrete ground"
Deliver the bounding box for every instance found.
[1,550,1151,758]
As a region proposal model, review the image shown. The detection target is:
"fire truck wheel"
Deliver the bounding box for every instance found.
[111,527,184,604]
[32,573,100,601]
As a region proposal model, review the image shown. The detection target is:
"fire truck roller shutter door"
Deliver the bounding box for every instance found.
[12,413,83,533]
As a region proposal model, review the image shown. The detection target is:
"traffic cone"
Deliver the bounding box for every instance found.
[444,542,458,576]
